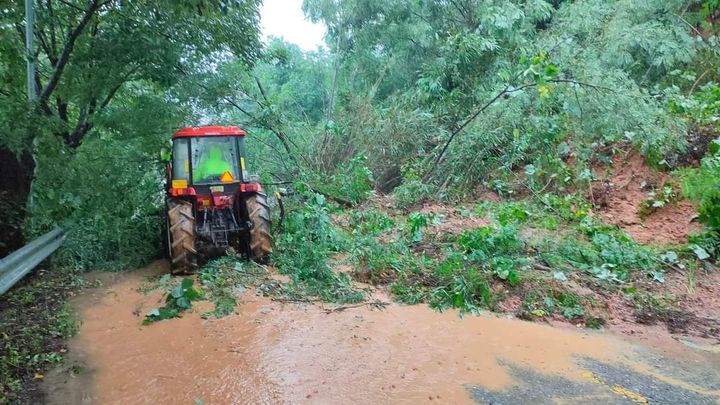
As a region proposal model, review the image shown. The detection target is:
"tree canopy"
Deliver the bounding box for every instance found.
[0,0,719,269]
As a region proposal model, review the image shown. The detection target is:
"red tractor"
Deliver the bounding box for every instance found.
[163,125,271,272]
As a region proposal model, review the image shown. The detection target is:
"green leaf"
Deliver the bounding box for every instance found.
[544,64,559,78]
[171,286,184,299]
[506,270,521,286]
[650,271,665,283]
[690,244,710,260]
[181,278,194,290]
[184,287,203,301]
[531,309,546,317]
[660,251,678,263]
[709,138,720,156]
[176,296,191,309]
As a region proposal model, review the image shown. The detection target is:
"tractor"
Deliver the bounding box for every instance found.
[163,125,271,273]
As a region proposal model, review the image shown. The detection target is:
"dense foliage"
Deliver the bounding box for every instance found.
[1,0,718,270]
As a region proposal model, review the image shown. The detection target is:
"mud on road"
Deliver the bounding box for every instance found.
[43,261,720,404]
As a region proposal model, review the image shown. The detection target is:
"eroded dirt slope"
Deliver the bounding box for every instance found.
[593,151,701,245]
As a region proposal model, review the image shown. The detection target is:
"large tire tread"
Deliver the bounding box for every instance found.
[167,199,196,273]
[246,192,272,263]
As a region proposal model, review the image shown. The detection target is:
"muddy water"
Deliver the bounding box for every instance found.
[44,261,655,404]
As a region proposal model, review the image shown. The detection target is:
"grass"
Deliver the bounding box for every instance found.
[0,267,85,403]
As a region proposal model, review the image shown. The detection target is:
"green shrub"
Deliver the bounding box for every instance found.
[406,212,434,242]
[678,138,720,259]
[31,134,165,271]
[348,209,395,236]
[456,225,526,285]
[393,164,431,209]
[680,141,720,227]
[274,192,363,303]
[390,274,431,304]
[670,82,720,123]
[702,0,720,18]
[522,291,586,321]
[638,183,678,218]
[430,255,493,314]
[577,220,664,281]
[349,236,405,283]
[312,155,374,205]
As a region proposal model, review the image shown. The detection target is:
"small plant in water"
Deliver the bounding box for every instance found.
[144,278,203,324]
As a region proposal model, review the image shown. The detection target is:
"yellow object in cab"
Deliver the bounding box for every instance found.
[172,179,188,189]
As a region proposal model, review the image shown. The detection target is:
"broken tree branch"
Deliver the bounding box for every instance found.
[426,78,616,180]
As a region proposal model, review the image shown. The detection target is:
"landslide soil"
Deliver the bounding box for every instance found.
[42,261,718,404]
[593,151,701,245]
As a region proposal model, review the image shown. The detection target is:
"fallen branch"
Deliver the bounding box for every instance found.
[533,263,553,272]
[323,300,390,314]
[271,297,321,304]
[426,77,616,180]
[302,182,355,208]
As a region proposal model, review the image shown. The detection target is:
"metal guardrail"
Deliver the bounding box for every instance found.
[0,228,65,295]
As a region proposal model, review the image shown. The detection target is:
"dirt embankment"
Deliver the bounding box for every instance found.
[592,151,701,245]
[41,261,720,405]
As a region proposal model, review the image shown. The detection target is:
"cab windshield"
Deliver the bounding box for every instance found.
[191,137,241,184]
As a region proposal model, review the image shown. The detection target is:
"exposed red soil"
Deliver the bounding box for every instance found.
[496,295,522,313]
[593,151,702,245]
[578,268,720,345]
[665,267,720,324]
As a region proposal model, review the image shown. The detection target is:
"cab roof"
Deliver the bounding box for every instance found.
[173,125,246,138]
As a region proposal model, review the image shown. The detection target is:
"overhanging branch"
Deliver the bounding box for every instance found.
[425,78,617,179]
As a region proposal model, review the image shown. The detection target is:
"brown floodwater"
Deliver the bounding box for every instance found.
[40,261,707,404]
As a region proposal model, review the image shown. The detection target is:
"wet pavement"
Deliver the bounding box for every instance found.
[470,357,719,404]
[43,261,720,404]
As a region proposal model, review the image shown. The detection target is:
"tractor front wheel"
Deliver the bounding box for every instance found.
[167,198,197,273]
[246,192,272,263]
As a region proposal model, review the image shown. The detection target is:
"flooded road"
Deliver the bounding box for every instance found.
[43,261,720,404]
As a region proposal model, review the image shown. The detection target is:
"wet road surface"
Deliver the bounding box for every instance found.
[43,261,720,404]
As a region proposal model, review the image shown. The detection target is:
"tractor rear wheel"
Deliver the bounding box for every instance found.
[246,192,272,263]
[167,198,197,273]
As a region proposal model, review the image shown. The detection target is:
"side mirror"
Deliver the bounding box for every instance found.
[159,148,171,162]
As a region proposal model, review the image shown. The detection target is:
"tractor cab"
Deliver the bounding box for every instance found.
[164,126,271,273]
[169,126,261,198]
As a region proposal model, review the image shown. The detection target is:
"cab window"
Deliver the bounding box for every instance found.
[190,137,241,184]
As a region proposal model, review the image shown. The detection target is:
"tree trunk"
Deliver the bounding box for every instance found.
[0,147,35,256]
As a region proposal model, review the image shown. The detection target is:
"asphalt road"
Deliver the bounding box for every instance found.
[470,349,720,404]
